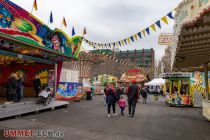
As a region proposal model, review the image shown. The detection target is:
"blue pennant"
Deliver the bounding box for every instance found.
[145,27,150,35]
[167,12,174,19]
[49,11,53,23]
[130,36,134,42]
[155,20,161,29]
[118,41,121,46]
[137,32,142,39]
[124,39,127,44]
[72,27,76,36]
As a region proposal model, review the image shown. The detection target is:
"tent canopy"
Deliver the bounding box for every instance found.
[145,78,165,86]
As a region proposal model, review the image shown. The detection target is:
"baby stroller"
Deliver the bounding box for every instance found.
[37,87,53,106]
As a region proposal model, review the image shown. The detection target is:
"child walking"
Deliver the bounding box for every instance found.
[118,96,126,116]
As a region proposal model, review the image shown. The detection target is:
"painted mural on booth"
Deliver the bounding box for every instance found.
[0,0,82,58]
[56,82,83,101]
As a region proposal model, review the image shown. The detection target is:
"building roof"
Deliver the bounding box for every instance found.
[173,0,210,71]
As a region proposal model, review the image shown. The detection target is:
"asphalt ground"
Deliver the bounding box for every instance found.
[0,95,210,140]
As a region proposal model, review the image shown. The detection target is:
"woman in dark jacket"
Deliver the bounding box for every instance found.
[6,73,18,102]
[105,84,117,117]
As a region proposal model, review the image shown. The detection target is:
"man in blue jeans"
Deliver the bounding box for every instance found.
[126,80,140,119]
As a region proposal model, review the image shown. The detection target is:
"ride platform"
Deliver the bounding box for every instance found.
[0,98,69,120]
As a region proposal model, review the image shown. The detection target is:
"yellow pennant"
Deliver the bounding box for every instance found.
[116,42,120,48]
[121,40,125,46]
[150,24,156,32]
[142,30,146,37]
[161,16,168,24]
[127,38,131,44]
[134,34,138,41]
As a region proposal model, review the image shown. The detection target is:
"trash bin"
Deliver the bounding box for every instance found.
[86,91,92,100]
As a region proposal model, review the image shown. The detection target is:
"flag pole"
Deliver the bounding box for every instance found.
[30,5,34,14]
[47,19,50,26]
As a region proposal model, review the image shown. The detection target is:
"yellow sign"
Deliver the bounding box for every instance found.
[158,34,174,46]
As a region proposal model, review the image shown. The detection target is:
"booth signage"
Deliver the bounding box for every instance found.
[158,34,174,46]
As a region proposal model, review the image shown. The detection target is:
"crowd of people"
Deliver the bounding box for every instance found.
[104,80,148,119]
[5,73,41,104]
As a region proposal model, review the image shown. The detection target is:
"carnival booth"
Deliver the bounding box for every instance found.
[0,0,82,103]
[161,73,192,107]
[161,72,208,107]
[119,69,148,86]
[173,0,210,120]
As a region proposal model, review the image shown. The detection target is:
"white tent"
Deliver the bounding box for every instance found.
[145,78,165,86]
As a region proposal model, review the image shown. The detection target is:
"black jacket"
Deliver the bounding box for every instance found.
[6,77,18,95]
[33,78,41,90]
[141,90,147,98]
[127,84,139,100]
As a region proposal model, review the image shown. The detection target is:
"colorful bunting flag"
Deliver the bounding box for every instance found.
[124,39,127,45]
[130,36,134,42]
[167,12,174,19]
[49,11,53,24]
[72,27,75,36]
[150,24,156,32]
[33,0,38,11]
[155,20,161,29]
[83,27,87,35]
[137,32,142,39]
[134,34,138,41]
[127,38,131,44]
[62,17,67,27]
[142,30,146,37]
[161,16,168,24]
[121,40,125,46]
[145,27,150,35]
[118,41,121,46]
[84,9,174,48]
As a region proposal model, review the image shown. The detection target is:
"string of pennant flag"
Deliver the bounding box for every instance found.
[32,0,175,48]
[83,9,175,49]
[31,0,162,73]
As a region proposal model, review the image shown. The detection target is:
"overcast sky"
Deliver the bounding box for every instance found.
[11,0,182,63]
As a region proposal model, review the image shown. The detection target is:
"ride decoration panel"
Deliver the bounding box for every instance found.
[0,0,82,60]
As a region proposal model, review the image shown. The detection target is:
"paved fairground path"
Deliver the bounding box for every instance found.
[0,95,210,140]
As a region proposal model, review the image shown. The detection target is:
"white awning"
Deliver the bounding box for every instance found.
[145,78,165,86]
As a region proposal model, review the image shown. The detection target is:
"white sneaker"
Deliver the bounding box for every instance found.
[129,114,132,117]
[131,117,134,119]
[108,114,111,117]
[113,114,118,116]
